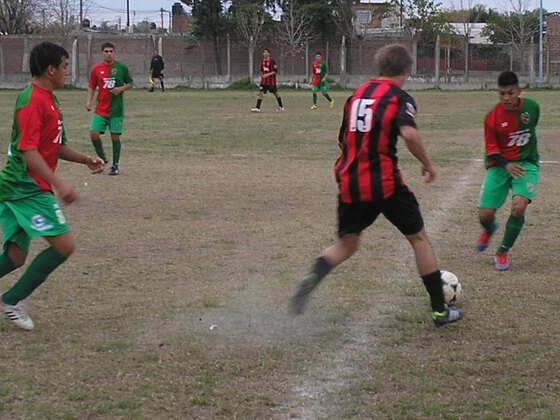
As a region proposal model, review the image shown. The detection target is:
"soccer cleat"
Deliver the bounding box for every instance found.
[2,301,34,330]
[329,100,335,108]
[250,108,261,113]
[494,252,510,271]
[432,305,464,327]
[310,105,318,110]
[277,107,285,112]
[289,273,321,316]
[109,165,119,176]
[476,229,495,252]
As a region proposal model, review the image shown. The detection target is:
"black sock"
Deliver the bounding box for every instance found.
[325,93,332,102]
[256,99,263,109]
[422,271,446,312]
[277,97,283,108]
[310,256,332,282]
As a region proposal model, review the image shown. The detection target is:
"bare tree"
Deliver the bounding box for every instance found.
[0,0,36,34]
[234,1,269,80]
[37,0,92,35]
[450,0,485,81]
[276,0,315,75]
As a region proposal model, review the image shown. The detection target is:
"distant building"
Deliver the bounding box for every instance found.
[448,23,491,45]
[172,2,189,34]
[547,15,560,75]
[352,0,397,35]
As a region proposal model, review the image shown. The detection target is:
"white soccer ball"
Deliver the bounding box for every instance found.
[441,270,462,304]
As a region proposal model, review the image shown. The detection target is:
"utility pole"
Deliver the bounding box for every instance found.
[160,8,164,30]
[126,0,130,32]
[538,0,544,83]
[80,0,83,28]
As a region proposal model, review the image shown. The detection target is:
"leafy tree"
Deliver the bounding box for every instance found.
[181,0,232,75]
[403,0,451,42]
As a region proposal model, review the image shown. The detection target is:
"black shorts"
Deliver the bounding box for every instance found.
[260,85,277,94]
[337,187,424,237]
[151,72,163,79]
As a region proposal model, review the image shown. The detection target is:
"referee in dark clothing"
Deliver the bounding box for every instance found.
[149,49,165,92]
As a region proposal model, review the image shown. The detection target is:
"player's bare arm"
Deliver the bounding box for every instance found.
[110,83,132,96]
[86,87,96,111]
[400,125,438,183]
[59,144,105,174]
[22,149,78,204]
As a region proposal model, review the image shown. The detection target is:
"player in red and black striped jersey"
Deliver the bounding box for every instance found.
[251,49,284,113]
[290,44,463,327]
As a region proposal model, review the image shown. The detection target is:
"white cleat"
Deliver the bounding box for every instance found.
[2,301,34,330]
[250,108,261,113]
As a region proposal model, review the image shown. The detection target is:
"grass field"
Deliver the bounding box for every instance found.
[0,87,559,419]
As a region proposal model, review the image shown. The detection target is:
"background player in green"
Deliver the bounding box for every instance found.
[476,70,540,271]
[310,52,334,110]
[0,42,105,330]
[86,42,133,176]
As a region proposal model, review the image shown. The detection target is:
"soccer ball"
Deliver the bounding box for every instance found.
[441,270,462,304]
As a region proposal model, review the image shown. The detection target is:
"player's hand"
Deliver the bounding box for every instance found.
[422,164,438,183]
[110,87,123,96]
[55,182,79,205]
[85,102,92,112]
[86,156,105,174]
[505,163,524,178]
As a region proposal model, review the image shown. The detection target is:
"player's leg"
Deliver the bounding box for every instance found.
[495,162,539,269]
[321,84,334,106]
[159,75,165,92]
[383,188,463,325]
[148,74,155,92]
[90,114,108,163]
[290,201,376,315]
[252,87,266,112]
[311,87,318,109]
[108,117,124,175]
[477,167,510,252]
[273,90,284,111]
[0,204,29,278]
[1,196,71,330]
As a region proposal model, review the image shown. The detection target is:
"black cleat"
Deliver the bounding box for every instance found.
[289,273,320,316]
[432,305,464,327]
[108,165,119,176]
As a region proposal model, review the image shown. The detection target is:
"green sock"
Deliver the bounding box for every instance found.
[498,215,525,253]
[324,93,332,102]
[2,247,66,305]
[0,253,16,278]
[112,140,121,167]
[481,219,498,233]
[92,139,107,162]
[313,93,317,105]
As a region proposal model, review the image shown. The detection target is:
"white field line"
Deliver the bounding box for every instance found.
[278,160,482,420]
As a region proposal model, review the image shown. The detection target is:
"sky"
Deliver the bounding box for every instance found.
[87,0,560,29]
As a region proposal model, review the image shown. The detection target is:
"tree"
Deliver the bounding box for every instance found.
[181,0,231,75]
[232,0,273,79]
[36,0,92,35]
[482,1,541,72]
[0,0,36,34]
[403,0,450,43]
[276,0,315,74]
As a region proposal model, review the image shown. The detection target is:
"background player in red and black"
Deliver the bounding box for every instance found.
[251,49,284,113]
[290,44,463,327]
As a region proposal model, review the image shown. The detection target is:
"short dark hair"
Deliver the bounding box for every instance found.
[264,48,271,53]
[101,42,115,51]
[315,52,323,56]
[498,71,519,87]
[375,44,412,77]
[29,42,69,77]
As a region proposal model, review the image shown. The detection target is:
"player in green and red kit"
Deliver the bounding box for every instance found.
[0,42,105,330]
[310,52,334,110]
[86,42,133,176]
[476,71,540,271]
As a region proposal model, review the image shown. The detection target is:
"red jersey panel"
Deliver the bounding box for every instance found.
[260,59,277,86]
[17,83,65,192]
[335,79,417,203]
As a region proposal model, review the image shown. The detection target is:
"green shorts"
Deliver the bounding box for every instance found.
[478,162,540,209]
[0,193,70,253]
[312,82,329,93]
[90,113,124,135]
